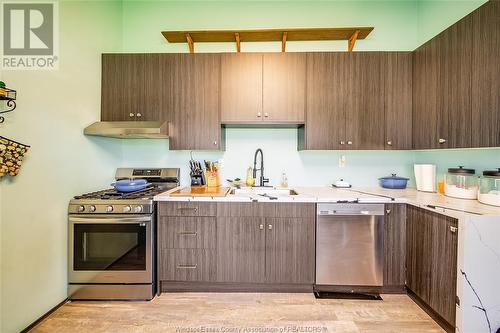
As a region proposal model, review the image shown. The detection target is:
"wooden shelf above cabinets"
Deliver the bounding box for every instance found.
[161,27,374,53]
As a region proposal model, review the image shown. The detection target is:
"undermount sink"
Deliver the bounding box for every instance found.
[230,187,298,197]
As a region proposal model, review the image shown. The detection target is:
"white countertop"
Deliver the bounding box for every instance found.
[154,186,500,217]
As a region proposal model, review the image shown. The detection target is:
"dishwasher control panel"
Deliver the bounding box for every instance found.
[317,203,385,216]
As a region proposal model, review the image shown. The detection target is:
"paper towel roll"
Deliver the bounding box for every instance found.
[414,164,436,192]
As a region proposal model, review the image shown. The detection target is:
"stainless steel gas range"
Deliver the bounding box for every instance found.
[68,168,179,300]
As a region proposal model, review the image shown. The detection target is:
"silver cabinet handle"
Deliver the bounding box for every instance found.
[177,264,197,269]
[259,224,264,230]
[347,141,353,145]
[386,209,392,215]
[340,141,345,145]
[268,224,273,230]
[257,112,262,118]
[264,112,269,118]
[178,231,197,236]
[387,140,392,146]
[177,207,198,211]
[450,226,458,233]
[136,112,142,117]
[439,138,447,144]
[213,141,217,146]
[129,113,135,117]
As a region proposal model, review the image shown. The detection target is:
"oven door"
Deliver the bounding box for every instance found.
[69,215,152,284]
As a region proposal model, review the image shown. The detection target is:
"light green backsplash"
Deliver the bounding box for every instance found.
[0,1,494,332]
[415,148,500,182]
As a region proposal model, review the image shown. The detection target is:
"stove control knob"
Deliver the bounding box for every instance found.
[123,205,132,213]
[78,205,85,213]
[134,205,143,213]
[106,205,114,213]
[89,205,96,212]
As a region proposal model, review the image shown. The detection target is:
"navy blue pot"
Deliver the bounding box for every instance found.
[379,174,409,189]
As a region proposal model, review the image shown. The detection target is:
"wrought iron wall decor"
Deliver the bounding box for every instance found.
[0,84,17,123]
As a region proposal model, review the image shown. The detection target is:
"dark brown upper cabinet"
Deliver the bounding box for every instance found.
[301,52,348,150]
[301,52,387,150]
[263,53,306,123]
[413,15,473,149]
[101,54,163,122]
[220,53,263,123]
[169,54,223,150]
[385,52,413,150]
[471,0,500,147]
[344,52,385,150]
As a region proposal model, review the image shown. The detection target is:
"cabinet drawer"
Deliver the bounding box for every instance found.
[159,216,216,249]
[217,202,275,217]
[159,249,216,282]
[159,202,216,217]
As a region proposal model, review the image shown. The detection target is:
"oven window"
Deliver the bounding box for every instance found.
[74,224,146,271]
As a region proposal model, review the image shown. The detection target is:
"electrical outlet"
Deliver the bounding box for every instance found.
[338,155,346,168]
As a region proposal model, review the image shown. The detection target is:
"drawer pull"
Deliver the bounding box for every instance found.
[178,231,197,236]
[177,207,198,211]
[177,264,197,269]
[450,226,458,233]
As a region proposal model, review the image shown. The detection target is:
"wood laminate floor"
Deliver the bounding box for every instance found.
[31,293,445,333]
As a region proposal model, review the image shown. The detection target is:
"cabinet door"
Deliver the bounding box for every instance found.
[216,216,266,283]
[344,52,385,150]
[303,52,347,150]
[141,53,163,121]
[383,204,406,287]
[101,54,145,121]
[413,16,473,149]
[472,1,500,147]
[220,53,263,123]
[263,53,306,123]
[385,53,412,150]
[406,206,458,326]
[413,40,440,149]
[438,17,473,149]
[265,217,315,284]
[169,54,221,150]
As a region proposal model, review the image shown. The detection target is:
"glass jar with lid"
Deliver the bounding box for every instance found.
[478,168,500,207]
[444,166,478,199]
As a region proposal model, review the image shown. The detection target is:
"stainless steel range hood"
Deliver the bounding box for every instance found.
[83,121,169,139]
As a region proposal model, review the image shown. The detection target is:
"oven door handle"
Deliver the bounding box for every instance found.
[69,216,151,224]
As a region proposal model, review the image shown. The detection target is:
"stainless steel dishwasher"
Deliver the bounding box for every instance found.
[316,203,384,287]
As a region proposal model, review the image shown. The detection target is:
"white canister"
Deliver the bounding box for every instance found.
[414,164,437,192]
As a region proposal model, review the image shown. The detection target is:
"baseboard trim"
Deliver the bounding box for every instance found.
[160,281,313,293]
[407,289,455,333]
[21,298,68,333]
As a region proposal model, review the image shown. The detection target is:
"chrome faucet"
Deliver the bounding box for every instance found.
[253,148,269,187]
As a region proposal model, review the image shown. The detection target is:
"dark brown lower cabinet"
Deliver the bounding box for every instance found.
[216,216,266,283]
[383,204,406,289]
[158,202,315,291]
[265,217,315,284]
[406,205,458,330]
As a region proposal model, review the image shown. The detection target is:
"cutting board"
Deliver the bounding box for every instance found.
[169,186,231,197]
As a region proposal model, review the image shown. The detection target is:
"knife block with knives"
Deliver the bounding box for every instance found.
[189,160,205,186]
